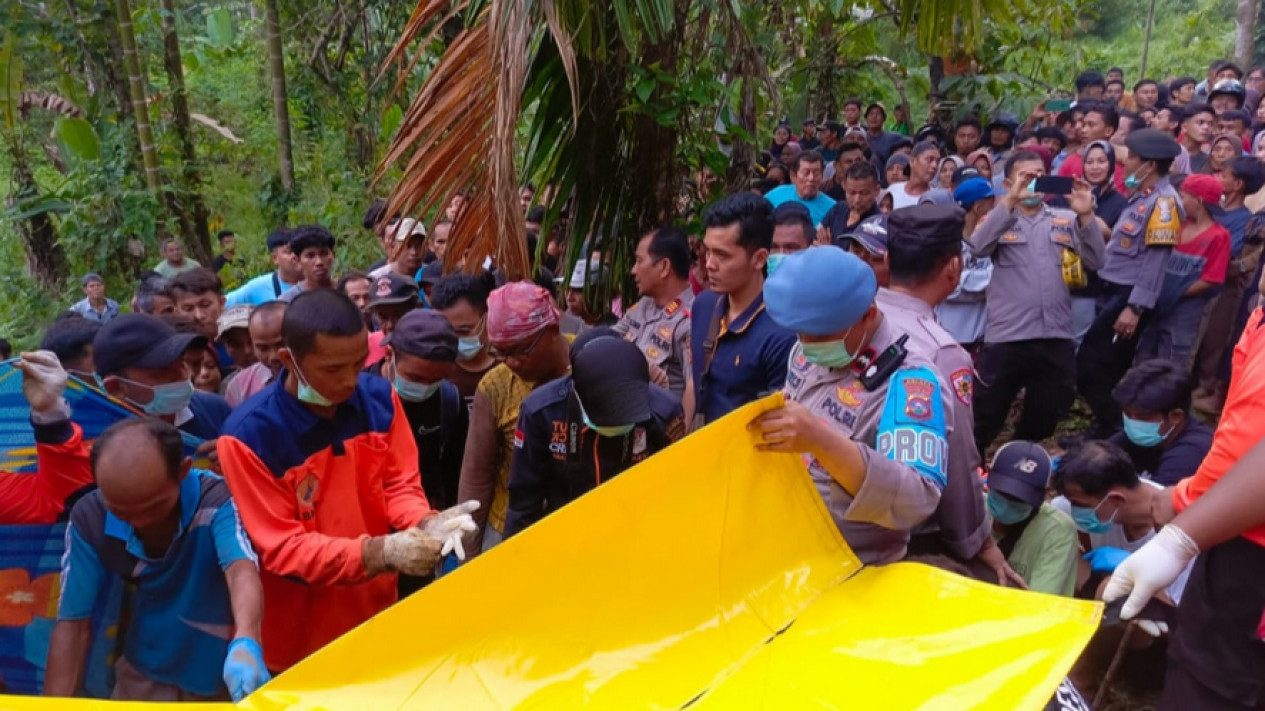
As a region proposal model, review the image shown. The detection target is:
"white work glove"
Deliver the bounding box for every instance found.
[1103,524,1199,623]
[420,500,480,561]
[381,527,443,576]
[14,351,69,421]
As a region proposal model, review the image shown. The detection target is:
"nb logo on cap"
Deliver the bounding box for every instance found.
[1016,458,1038,474]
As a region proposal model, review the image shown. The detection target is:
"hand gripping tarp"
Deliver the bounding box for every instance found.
[1,394,1100,709]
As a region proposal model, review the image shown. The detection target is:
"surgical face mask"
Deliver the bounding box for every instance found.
[1122,415,1172,448]
[289,359,333,407]
[578,396,635,438]
[395,375,442,402]
[115,377,196,416]
[1070,496,1118,534]
[766,253,787,276]
[1022,179,1045,206]
[799,325,860,369]
[1124,166,1150,191]
[987,490,1034,526]
[457,318,486,361]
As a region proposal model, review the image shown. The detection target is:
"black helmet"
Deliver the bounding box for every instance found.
[1209,79,1246,108]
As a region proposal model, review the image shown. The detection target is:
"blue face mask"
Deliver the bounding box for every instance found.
[395,375,441,402]
[1022,179,1045,206]
[457,337,483,361]
[1122,415,1172,448]
[289,361,333,407]
[578,397,635,438]
[799,325,860,369]
[1070,496,1118,534]
[987,490,1034,525]
[114,377,195,416]
[766,253,787,276]
[1124,166,1149,191]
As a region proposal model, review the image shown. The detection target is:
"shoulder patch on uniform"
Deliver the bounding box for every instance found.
[658,326,672,340]
[1145,196,1180,247]
[1051,217,1072,228]
[836,380,864,407]
[951,368,973,406]
[1001,232,1021,243]
[664,298,683,316]
[513,428,524,448]
[875,365,949,489]
[901,377,935,421]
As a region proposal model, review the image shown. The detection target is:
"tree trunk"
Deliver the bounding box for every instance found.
[5,149,69,291]
[114,0,162,193]
[159,0,212,263]
[264,0,295,192]
[1236,0,1258,70]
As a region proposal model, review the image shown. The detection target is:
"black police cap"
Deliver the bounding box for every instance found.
[1124,128,1181,161]
[886,204,966,251]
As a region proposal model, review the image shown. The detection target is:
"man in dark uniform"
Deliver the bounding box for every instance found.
[1077,129,1183,436]
[504,336,684,536]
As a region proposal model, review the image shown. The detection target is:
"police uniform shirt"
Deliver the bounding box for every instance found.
[970,203,1105,342]
[782,315,949,565]
[1098,176,1183,309]
[612,287,695,400]
[875,288,989,560]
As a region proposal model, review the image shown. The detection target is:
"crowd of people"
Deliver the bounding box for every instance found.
[3,59,1265,709]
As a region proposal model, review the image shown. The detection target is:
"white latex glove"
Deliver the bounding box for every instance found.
[381,527,443,576]
[1103,524,1199,622]
[420,501,480,561]
[14,351,69,418]
[1135,619,1170,638]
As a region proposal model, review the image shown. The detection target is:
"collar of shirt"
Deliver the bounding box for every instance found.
[718,291,768,335]
[174,406,194,428]
[876,287,935,320]
[268,367,366,432]
[104,469,206,561]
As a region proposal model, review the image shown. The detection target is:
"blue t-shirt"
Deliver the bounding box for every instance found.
[183,391,231,440]
[689,290,797,424]
[1216,205,1253,258]
[225,271,294,307]
[763,184,837,226]
[59,471,256,696]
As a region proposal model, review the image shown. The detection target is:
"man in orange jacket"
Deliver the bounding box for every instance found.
[0,351,94,525]
[218,289,476,672]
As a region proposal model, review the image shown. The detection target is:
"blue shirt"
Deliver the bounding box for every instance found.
[225,271,294,307]
[70,298,120,324]
[181,391,231,440]
[59,470,256,696]
[1217,205,1253,258]
[689,290,797,424]
[763,184,837,226]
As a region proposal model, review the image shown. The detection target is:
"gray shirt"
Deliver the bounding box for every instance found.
[876,289,989,560]
[612,288,694,400]
[781,315,948,565]
[971,203,1104,343]
[1097,178,1182,309]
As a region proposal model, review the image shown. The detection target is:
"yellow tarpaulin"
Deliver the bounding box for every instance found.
[2,395,1100,710]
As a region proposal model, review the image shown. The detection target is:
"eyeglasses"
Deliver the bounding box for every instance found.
[489,328,546,360]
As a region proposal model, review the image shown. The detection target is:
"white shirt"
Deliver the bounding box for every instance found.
[887,182,925,210]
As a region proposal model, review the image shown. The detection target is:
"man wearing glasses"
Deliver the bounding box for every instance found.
[456,281,573,557]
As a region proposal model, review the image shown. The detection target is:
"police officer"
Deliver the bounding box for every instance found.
[614,227,695,401]
[752,246,950,565]
[970,149,1103,453]
[504,335,684,536]
[878,205,1021,586]
[1077,129,1182,436]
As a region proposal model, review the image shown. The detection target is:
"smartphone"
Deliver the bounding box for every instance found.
[1035,175,1075,195]
[1046,98,1073,112]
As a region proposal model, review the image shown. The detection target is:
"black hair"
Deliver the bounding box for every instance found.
[336,270,372,294]
[911,140,941,159]
[837,141,871,160]
[0,337,10,360]
[430,273,491,313]
[1219,61,1245,79]
[92,418,185,480]
[251,300,288,327]
[1133,79,1159,93]
[1221,108,1252,127]
[771,205,814,248]
[765,162,790,184]
[1075,70,1106,94]
[844,161,880,184]
[134,273,171,314]
[1005,150,1046,178]
[1035,127,1068,150]
[169,267,223,298]
[1106,79,1125,90]
[282,289,366,357]
[1108,66,1124,75]
[1228,156,1265,195]
[645,226,691,279]
[1112,358,1192,416]
[1052,439,1139,496]
[1084,102,1120,131]
[1014,129,1037,145]
[1170,76,1197,92]
[954,117,982,135]
[288,224,337,255]
[844,98,862,110]
[526,205,546,224]
[887,209,965,286]
[702,192,774,254]
[1182,103,1216,122]
[752,178,781,194]
[216,230,235,242]
[40,318,100,370]
[789,150,825,173]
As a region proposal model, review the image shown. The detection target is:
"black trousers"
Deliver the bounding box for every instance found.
[1076,282,1149,436]
[973,338,1076,458]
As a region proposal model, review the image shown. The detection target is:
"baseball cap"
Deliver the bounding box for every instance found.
[951,166,982,185]
[82,273,103,287]
[419,261,444,286]
[989,440,1053,509]
[571,336,651,427]
[216,304,253,339]
[93,313,207,376]
[838,214,889,257]
[387,217,428,243]
[764,246,877,336]
[953,177,1001,208]
[367,273,419,309]
[385,309,458,362]
[843,126,868,143]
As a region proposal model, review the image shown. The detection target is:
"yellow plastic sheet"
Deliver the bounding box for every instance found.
[3,395,1100,710]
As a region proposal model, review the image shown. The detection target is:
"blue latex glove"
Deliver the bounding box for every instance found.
[222,637,271,702]
[1084,546,1130,573]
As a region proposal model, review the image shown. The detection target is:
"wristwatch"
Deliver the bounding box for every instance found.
[1126,303,1147,317]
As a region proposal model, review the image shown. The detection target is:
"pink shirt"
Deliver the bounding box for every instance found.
[225,362,276,408]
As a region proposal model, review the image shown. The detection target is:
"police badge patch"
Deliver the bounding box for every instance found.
[950,368,973,406]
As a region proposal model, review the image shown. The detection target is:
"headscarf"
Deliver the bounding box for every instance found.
[932,155,965,189]
[1210,134,1242,171]
[1080,140,1117,196]
[1252,129,1265,159]
[487,281,560,343]
[1026,145,1054,173]
[965,149,995,177]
